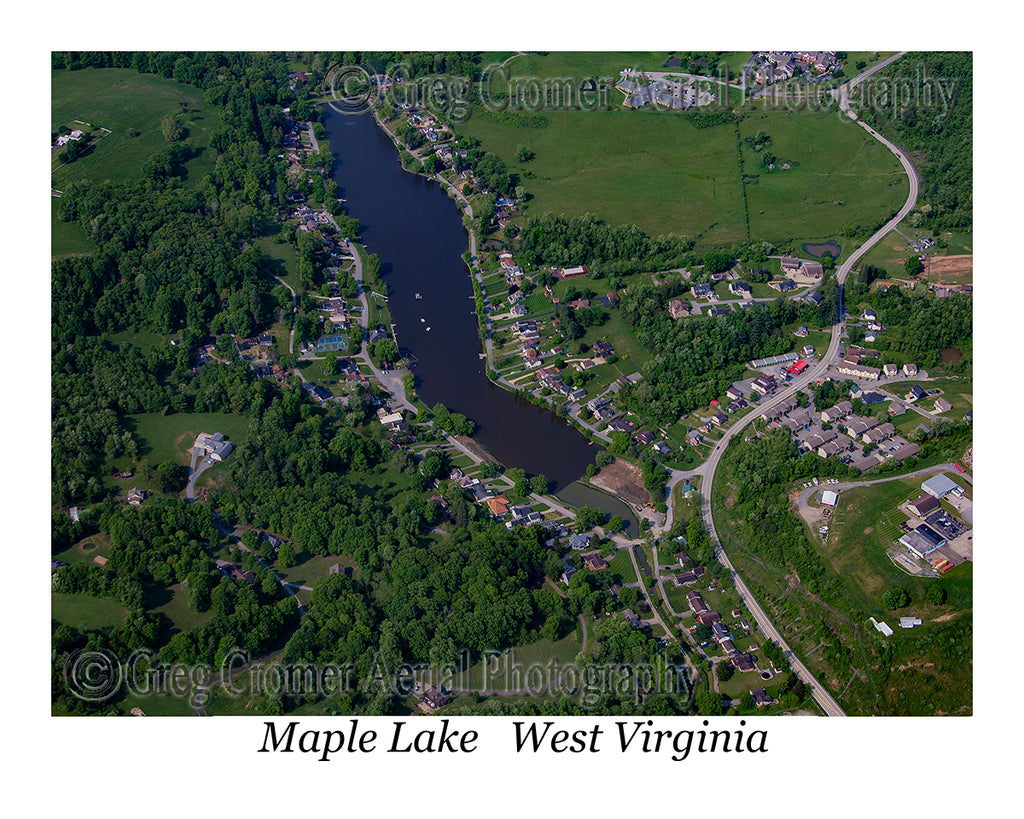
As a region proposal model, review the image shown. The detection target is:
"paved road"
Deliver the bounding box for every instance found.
[687,54,919,717]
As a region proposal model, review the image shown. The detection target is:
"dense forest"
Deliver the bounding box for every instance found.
[859,51,972,231]
[515,212,695,276]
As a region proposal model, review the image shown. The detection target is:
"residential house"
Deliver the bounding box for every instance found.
[934,397,953,413]
[696,610,722,626]
[195,432,234,461]
[583,552,609,571]
[751,688,774,707]
[568,533,591,550]
[906,384,927,402]
[780,256,802,274]
[486,495,511,517]
[633,430,655,446]
[844,415,880,437]
[711,622,731,642]
[127,487,145,506]
[733,654,756,673]
[668,299,691,318]
[903,363,919,377]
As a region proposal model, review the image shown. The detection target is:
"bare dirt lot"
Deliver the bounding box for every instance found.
[591,458,650,507]
[924,254,972,281]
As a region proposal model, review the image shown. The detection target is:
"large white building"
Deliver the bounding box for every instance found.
[922,474,963,499]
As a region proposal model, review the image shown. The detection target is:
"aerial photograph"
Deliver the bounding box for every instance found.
[50,49,973,721]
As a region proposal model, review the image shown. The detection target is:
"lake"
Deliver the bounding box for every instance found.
[322,106,597,492]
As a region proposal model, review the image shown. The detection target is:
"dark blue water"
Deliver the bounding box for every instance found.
[323,106,596,490]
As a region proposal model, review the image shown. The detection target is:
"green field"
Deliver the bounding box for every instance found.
[51,67,223,255]
[461,629,586,692]
[275,551,360,588]
[147,582,216,638]
[739,110,908,244]
[824,475,972,614]
[458,97,904,248]
[51,67,221,189]
[255,234,301,295]
[52,592,129,631]
[127,411,251,467]
[461,105,746,243]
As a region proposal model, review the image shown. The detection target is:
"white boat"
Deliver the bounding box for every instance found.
[415,292,422,299]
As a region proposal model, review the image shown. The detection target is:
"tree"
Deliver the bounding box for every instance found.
[905,256,923,276]
[373,338,399,364]
[530,474,549,495]
[695,688,722,715]
[882,587,909,609]
[157,460,186,494]
[926,584,947,606]
[161,116,186,143]
[278,542,296,569]
[517,145,535,162]
[606,515,624,534]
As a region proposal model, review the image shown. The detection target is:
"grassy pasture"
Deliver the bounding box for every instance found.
[51,67,222,256]
[52,592,129,632]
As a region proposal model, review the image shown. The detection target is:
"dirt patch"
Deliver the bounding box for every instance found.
[931,608,970,623]
[924,254,972,280]
[591,458,650,507]
[895,661,934,673]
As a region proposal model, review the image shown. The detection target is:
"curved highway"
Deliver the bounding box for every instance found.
[695,54,917,717]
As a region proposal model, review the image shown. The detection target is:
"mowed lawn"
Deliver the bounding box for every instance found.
[255,233,301,295]
[127,411,251,467]
[52,592,129,631]
[52,67,222,256]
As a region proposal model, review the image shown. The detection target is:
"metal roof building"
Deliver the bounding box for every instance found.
[922,474,963,499]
